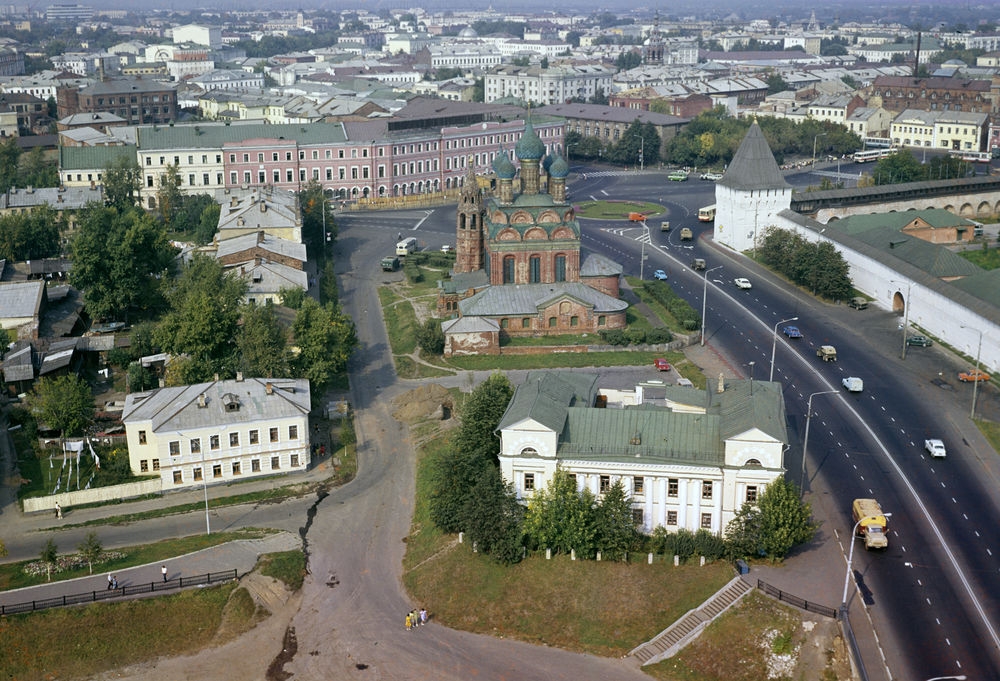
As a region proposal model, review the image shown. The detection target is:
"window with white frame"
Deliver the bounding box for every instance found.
[523,472,535,491]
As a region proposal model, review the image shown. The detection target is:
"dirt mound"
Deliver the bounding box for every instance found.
[392,384,454,424]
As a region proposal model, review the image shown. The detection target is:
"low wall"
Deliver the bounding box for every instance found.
[23,478,162,514]
[499,337,693,356]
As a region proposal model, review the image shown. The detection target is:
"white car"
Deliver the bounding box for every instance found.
[924,439,947,458]
[734,277,752,289]
[842,377,864,392]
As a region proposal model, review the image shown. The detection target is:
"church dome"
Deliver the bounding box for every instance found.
[515,118,545,161]
[549,154,569,179]
[492,148,516,179]
[542,153,554,173]
[458,26,478,38]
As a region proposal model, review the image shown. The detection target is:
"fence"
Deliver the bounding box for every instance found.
[0,569,239,616]
[755,578,837,619]
[23,478,163,514]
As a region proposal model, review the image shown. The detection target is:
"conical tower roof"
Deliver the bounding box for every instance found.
[717,120,790,192]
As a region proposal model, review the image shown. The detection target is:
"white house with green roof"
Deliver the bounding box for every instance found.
[497,372,788,535]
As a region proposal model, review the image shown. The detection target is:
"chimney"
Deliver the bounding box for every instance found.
[230,196,237,207]
[717,373,725,393]
[214,373,219,381]
[257,230,265,243]
[197,393,207,408]
[260,201,267,212]
[265,382,273,395]
[90,180,96,189]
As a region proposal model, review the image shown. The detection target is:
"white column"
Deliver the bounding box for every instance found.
[714,481,723,534]
[679,477,691,529]
[657,477,667,527]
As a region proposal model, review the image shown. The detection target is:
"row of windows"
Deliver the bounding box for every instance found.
[880,89,981,101]
[137,424,299,451]
[95,94,170,105]
[147,154,222,166]
[228,147,383,164]
[499,315,605,329]
[164,454,301,483]
[522,473,759,508]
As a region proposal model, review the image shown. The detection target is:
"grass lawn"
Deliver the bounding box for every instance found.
[575,200,666,220]
[0,584,240,680]
[958,245,1000,270]
[0,530,269,591]
[378,286,419,355]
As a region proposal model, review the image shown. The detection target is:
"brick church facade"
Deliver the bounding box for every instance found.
[437,118,627,356]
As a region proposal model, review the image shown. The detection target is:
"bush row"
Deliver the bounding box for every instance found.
[598,327,673,346]
[643,280,701,331]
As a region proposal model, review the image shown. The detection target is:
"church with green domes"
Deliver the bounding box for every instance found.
[437,118,628,357]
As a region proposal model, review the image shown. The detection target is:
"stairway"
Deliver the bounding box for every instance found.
[627,576,753,666]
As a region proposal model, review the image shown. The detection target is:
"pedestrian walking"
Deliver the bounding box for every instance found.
[107,574,113,590]
[111,575,118,590]
[410,610,418,630]
[419,608,427,626]
[405,613,412,631]
[54,502,61,519]
[161,565,168,582]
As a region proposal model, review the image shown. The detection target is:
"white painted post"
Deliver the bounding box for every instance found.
[571,549,576,561]
[546,548,551,560]
[700,556,705,567]
[648,553,653,564]
[458,531,464,544]
[596,551,602,561]
[673,555,679,567]
[472,541,477,553]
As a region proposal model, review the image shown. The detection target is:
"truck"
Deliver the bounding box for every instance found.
[381,256,400,272]
[852,498,889,550]
[680,227,693,241]
[816,345,837,362]
[628,212,646,222]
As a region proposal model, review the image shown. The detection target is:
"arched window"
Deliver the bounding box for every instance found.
[503,256,515,284]
[744,458,762,467]
[555,254,566,281]
[520,447,537,456]
[529,255,540,283]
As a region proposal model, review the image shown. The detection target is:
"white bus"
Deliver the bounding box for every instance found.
[853,148,897,163]
[697,205,716,222]
[861,136,893,149]
[949,150,992,163]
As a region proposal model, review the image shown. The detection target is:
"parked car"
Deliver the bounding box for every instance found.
[848,297,869,310]
[782,325,802,339]
[653,269,668,280]
[440,244,453,254]
[924,439,947,458]
[734,277,752,289]
[668,170,689,181]
[654,358,671,372]
[700,171,724,181]
[958,369,991,382]
[906,335,932,347]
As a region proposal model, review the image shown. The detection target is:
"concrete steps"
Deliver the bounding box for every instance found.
[239,572,291,614]
[628,576,752,666]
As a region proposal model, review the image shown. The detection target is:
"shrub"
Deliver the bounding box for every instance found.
[646,328,672,344]
[599,329,627,346]
[623,328,646,345]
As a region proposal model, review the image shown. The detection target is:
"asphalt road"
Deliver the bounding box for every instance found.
[578,165,1000,679]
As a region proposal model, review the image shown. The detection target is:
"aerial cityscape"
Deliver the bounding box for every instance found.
[0,2,998,681]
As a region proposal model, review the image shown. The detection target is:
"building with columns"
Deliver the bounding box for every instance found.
[497,372,788,535]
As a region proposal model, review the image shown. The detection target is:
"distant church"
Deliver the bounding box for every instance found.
[437,119,627,356]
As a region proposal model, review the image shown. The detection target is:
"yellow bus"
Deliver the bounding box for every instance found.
[697,205,716,222]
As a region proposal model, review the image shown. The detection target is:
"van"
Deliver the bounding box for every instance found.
[660,221,671,232]
[816,345,837,362]
[679,227,693,241]
[395,237,418,256]
[628,212,646,222]
[848,297,868,310]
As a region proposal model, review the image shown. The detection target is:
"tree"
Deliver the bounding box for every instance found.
[20,146,59,188]
[594,479,636,561]
[511,55,530,67]
[156,164,184,230]
[319,261,338,307]
[524,468,598,557]
[194,201,220,245]
[471,78,485,102]
[40,538,58,581]
[0,137,21,193]
[279,286,306,309]
[589,87,608,105]
[871,149,925,185]
[156,255,247,382]
[298,180,334,255]
[539,56,549,69]
[291,299,357,397]
[452,372,513,465]
[614,50,641,72]
[103,156,143,211]
[77,531,102,574]
[461,465,524,564]
[71,205,176,322]
[416,318,445,355]
[757,478,817,559]
[724,504,764,559]
[236,303,290,378]
[28,375,94,441]
[765,72,789,95]
[0,206,63,261]
[426,444,494,533]
[0,539,6,559]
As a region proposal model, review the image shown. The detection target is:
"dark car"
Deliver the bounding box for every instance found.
[906,335,932,347]
[782,325,802,339]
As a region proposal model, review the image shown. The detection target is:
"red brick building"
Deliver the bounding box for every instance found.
[438,119,627,356]
[868,76,991,114]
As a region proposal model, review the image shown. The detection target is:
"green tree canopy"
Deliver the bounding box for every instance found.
[757,227,853,301]
[155,255,247,382]
[236,302,291,378]
[77,531,102,574]
[71,205,176,322]
[298,180,335,255]
[28,374,94,439]
[757,478,818,559]
[461,465,525,564]
[103,156,143,211]
[20,147,59,188]
[291,298,357,397]
[0,205,63,261]
[524,467,598,557]
[452,372,513,465]
[156,164,184,230]
[594,479,637,561]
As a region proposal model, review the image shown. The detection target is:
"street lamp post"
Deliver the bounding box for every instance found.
[812,132,828,168]
[842,512,892,612]
[961,325,984,419]
[891,280,913,359]
[700,265,723,346]
[638,221,650,281]
[801,390,838,494]
[201,444,211,535]
[770,316,799,382]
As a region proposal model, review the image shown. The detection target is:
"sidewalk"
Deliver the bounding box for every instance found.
[0,531,300,611]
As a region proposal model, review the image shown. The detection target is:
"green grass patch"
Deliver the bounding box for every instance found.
[503,333,600,346]
[0,530,268,591]
[0,583,237,680]
[575,200,666,220]
[626,306,654,331]
[959,244,1000,270]
[627,276,695,334]
[378,286,419,355]
[258,550,307,591]
[976,419,1000,453]
[406,539,731,657]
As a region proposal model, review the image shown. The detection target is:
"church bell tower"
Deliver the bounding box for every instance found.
[454,161,485,274]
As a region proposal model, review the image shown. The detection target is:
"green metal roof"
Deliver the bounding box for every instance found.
[496,371,600,433]
[134,122,348,150]
[59,144,136,171]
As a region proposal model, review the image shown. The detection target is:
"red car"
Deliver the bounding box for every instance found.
[959,369,990,383]
[654,358,671,372]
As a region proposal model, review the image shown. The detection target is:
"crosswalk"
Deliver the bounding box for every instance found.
[577,170,642,179]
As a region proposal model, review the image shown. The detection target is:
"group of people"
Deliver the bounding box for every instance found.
[106,574,118,590]
[404,608,427,631]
